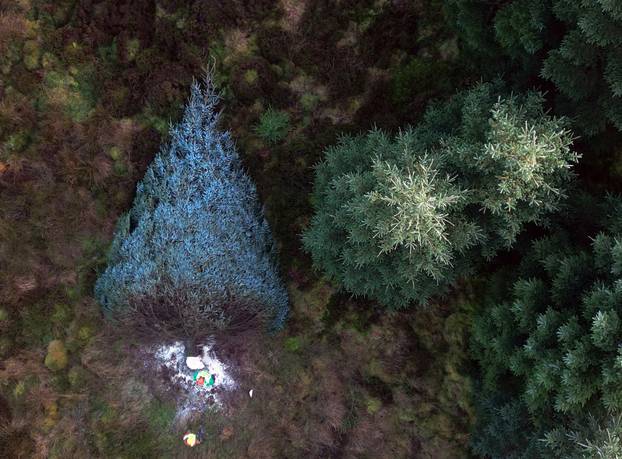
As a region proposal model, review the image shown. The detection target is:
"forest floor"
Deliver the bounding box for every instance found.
[1,0,480,457]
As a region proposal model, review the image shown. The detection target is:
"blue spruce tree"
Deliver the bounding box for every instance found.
[95,75,288,340]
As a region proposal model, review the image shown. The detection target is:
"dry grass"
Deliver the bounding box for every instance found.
[96,117,140,159]
[223,28,255,56]
[343,416,380,456]
[80,333,128,379]
[45,403,92,458]
[0,418,34,459]
[110,282,273,345]
[0,12,28,52]
[0,350,47,381]
[279,0,307,33]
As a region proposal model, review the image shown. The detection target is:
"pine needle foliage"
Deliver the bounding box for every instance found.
[95,75,288,340]
[444,0,622,134]
[543,412,622,459]
[471,196,622,457]
[303,83,578,308]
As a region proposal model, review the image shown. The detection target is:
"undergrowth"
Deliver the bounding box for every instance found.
[0,0,476,457]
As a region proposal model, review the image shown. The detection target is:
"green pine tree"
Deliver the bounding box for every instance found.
[471,195,622,457]
[303,83,578,308]
[444,0,622,134]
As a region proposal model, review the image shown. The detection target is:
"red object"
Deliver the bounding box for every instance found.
[197,376,205,386]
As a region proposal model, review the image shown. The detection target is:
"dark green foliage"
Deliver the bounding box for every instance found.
[471,197,622,457]
[540,1,622,134]
[444,0,622,134]
[303,83,577,307]
[390,57,451,109]
[442,0,504,60]
[442,0,553,79]
[254,107,290,144]
[471,393,545,458]
[494,0,552,57]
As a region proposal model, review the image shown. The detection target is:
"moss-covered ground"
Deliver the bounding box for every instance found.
[0,0,504,457]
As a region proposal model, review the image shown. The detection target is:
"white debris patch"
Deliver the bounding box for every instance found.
[148,340,237,421]
[201,345,236,389]
[186,356,205,370]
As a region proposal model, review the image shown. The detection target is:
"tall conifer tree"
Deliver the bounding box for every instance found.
[303,84,578,307]
[95,76,288,339]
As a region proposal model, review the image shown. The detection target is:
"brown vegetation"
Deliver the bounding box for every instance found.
[0,0,472,456]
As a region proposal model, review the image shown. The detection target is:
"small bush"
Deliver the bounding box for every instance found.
[22,40,40,71]
[244,68,259,85]
[44,340,68,371]
[0,337,11,358]
[51,304,72,325]
[300,93,320,112]
[365,397,382,414]
[284,336,302,352]
[67,365,89,390]
[254,107,290,144]
[43,67,99,123]
[20,305,54,346]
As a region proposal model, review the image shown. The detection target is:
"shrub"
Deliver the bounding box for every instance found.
[43,67,99,123]
[95,75,288,341]
[44,340,68,371]
[254,107,290,144]
[471,196,622,457]
[244,68,258,85]
[22,40,41,71]
[67,365,89,390]
[20,305,54,346]
[303,83,578,307]
[284,336,302,352]
[300,93,320,112]
[0,337,11,358]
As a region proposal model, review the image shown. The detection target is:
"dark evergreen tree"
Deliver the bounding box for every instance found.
[471,393,546,458]
[95,76,288,340]
[471,196,622,457]
[303,83,578,308]
[442,0,555,88]
[541,1,622,134]
[444,0,622,134]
